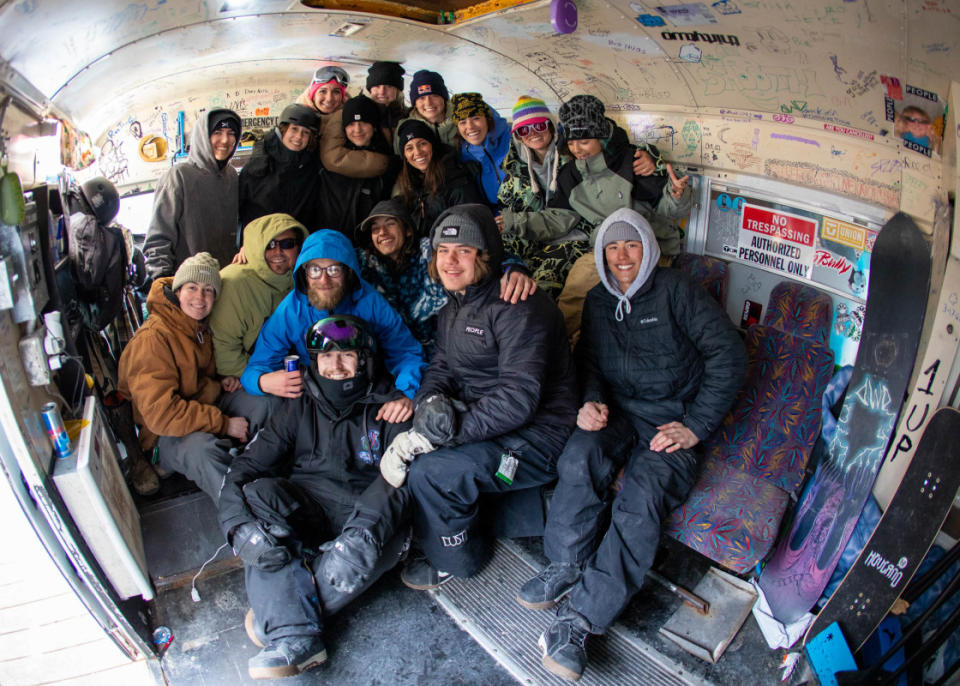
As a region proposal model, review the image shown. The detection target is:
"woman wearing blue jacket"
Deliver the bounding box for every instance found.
[451,93,511,208]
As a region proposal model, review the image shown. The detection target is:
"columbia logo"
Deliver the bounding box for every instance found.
[640,317,659,325]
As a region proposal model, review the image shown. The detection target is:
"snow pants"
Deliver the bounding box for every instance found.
[545,414,698,632]
[242,475,411,643]
[408,423,571,578]
[155,389,276,503]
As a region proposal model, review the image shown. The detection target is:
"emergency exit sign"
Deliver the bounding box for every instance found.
[737,204,817,279]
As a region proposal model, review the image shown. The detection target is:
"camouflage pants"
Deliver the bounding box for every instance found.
[503,236,591,300]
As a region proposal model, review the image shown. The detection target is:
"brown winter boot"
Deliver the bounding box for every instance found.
[128,454,160,496]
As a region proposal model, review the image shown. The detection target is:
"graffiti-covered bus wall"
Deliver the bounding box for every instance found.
[0,0,956,230]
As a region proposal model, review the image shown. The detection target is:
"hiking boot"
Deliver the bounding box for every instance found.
[128,455,159,496]
[244,608,264,648]
[400,556,452,590]
[517,562,580,610]
[539,607,591,682]
[247,634,327,679]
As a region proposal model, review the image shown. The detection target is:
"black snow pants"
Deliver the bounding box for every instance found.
[544,413,698,632]
[242,475,411,643]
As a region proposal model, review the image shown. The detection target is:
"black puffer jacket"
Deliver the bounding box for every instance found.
[397,147,486,240]
[415,204,578,444]
[218,373,409,538]
[317,131,401,240]
[579,208,746,441]
[238,129,322,234]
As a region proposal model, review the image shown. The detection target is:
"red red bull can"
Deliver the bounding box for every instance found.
[41,402,73,459]
[284,355,299,372]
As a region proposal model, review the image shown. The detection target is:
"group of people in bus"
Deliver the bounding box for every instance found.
[118,61,747,681]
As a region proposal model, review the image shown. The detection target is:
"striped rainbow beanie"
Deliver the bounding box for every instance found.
[511,95,552,134]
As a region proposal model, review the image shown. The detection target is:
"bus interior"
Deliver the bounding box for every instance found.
[0,0,958,684]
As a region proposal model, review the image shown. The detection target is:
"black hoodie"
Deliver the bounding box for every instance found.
[218,373,409,538]
[238,128,322,234]
[414,204,578,445]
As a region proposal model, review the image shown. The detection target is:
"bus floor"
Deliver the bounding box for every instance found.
[139,483,796,685]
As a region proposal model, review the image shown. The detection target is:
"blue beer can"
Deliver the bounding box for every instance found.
[284,355,299,372]
[41,402,73,459]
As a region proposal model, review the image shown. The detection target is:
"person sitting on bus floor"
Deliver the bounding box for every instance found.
[239,228,425,412]
[118,252,254,502]
[143,109,242,280]
[547,94,692,344]
[451,92,510,208]
[517,208,746,682]
[210,213,307,387]
[355,198,537,356]
[393,119,486,239]
[384,204,578,590]
[498,96,659,298]
[365,60,409,136]
[218,315,414,680]
[394,70,458,152]
[317,95,401,242]
[238,105,322,236]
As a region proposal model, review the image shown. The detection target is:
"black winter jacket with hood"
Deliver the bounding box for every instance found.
[579,208,746,441]
[396,147,486,240]
[238,128,322,234]
[218,372,409,538]
[317,130,401,240]
[415,204,578,445]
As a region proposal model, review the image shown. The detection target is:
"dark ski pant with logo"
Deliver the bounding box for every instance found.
[544,413,698,632]
[243,475,411,643]
[407,423,571,578]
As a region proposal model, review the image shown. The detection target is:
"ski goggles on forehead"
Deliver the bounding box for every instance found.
[313,66,349,88]
[306,316,369,353]
[266,237,299,250]
[515,121,548,138]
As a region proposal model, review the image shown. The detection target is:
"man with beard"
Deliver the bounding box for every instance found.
[240,229,425,423]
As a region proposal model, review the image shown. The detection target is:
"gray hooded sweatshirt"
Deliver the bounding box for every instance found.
[143,109,240,279]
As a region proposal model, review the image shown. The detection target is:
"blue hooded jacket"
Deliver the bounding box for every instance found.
[458,107,511,207]
[240,230,426,398]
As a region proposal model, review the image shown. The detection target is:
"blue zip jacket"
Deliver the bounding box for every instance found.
[240,230,426,398]
[458,108,511,207]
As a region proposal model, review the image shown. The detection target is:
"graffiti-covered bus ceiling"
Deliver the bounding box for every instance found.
[0,0,956,219]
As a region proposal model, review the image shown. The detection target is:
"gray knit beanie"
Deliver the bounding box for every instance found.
[601,221,642,249]
[431,211,487,252]
[173,252,222,297]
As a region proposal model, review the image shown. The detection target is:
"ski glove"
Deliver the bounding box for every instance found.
[380,429,435,487]
[316,527,380,594]
[413,394,465,446]
[231,522,291,571]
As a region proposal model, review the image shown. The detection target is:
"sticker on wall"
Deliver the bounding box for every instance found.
[711,0,741,14]
[740,300,762,329]
[654,2,718,25]
[635,13,666,26]
[737,204,817,280]
[679,43,702,62]
[830,299,865,367]
[881,76,944,156]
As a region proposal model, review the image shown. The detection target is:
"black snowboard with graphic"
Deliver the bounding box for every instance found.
[804,407,960,649]
[760,212,931,623]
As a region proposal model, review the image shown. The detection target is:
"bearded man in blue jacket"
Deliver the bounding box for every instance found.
[241,229,425,423]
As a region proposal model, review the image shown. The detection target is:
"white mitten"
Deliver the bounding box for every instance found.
[380,429,435,488]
